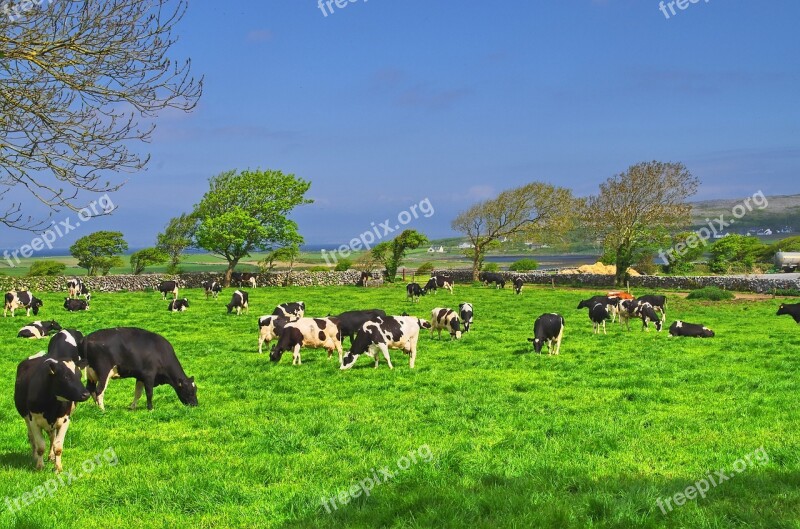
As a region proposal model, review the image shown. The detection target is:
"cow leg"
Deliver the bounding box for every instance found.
[336,339,344,364]
[258,329,267,354]
[28,420,46,470]
[51,418,71,472]
[408,338,418,368]
[292,344,302,365]
[602,321,606,335]
[554,328,563,355]
[92,365,116,411]
[130,381,145,410]
[144,379,155,411]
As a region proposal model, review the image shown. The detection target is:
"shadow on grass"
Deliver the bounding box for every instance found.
[0,451,33,470]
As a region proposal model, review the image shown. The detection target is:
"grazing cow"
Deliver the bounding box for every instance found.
[333,309,387,345]
[589,303,610,335]
[669,321,715,338]
[258,315,295,354]
[424,274,454,295]
[226,290,249,315]
[577,295,619,323]
[777,303,800,323]
[273,301,305,319]
[340,316,431,370]
[480,272,506,289]
[269,317,343,365]
[63,297,90,312]
[527,313,565,355]
[635,302,663,332]
[634,295,667,322]
[230,272,256,287]
[168,298,190,312]
[616,299,637,331]
[458,302,474,332]
[357,271,372,287]
[202,280,223,300]
[17,320,62,339]
[14,355,90,472]
[430,307,462,339]
[406,283,425,302]
[157,280,179,300]
[513,277,524,295]
[81,327,197,411]
[67,278,90,299]
[47,329,86,367]
[4,291,43,317]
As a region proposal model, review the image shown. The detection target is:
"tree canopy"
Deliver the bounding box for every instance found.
[157,213,197,273]
[371,230,428,281]
[70,231,128,276]
[130,247,168,275]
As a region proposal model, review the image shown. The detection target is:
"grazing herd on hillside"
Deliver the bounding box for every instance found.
[2,271,799,473]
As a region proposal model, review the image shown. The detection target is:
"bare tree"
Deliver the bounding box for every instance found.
[0,0,202,229]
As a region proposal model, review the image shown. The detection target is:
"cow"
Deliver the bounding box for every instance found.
[333,309,387,345]
[269,317,343,365]
[157,280,179,300]
[258,315,296,354]
[527,313,564,355]
[406,283,425,302]
[226,290,249,315]
[273,301,305,319]
[513,277,524,295]
[4,291,43,317]
[616,299,637,331]
[357,271,373,287]
[247,276,257,288]
[634,295,667,322]
[424,274,454,295]
[81,327,197,411]
[14,355,90,472]
[777,303,800,324]
[459,302,473,332]
[340,316,431,370]
[635,302,663,332]
[202,280,223,300]
[480,272,505,289]
[47,329,86,367]
[669,321,715,338]
[63,297,90,312]
[17,320,62,339]
[231,272,256,287]
[430,307,462,340]
[577,295,619,323]
[168,298,190,312]
[608,291,634,301]
[67,278,90,299]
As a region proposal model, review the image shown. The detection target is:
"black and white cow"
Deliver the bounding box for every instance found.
[589,303,610,335]
[634,295,667,322]
[333,309,387,345]
[357,271,373,287]
[168,298,190,312]
[273,301,305,319]
[231,272,257,288]
[577,295,619,323]
[458,302,473,332]
[81,327,197,411]
[430,307,462,339]
[14,355,90,471]
[4,291,43,317]
[258,315,295,354]
[777,303,800,324]
[616,299,636,331]
[157,280,179,300]
[47,329,86,367]
[513,277,524,295]
[17,320,62,339]
[67,278,90,299]
[406,282,425,303]
[527,313,564,355]
[424,274,454,295]
[340,316,431,370]
[669,321,715,337]
[63,297,90,311]
[226,290,249,315]
[635,302,663,332]
[202,280,223,300]
[269,317,343,365]
[480,272,506,289]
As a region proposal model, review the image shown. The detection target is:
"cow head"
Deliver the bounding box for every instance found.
[31,297,43,315]
[417,318,432,330]
[449,317,462,339]
[701,327,715,337]
[45,359,90,403]
[176,377,198,406]
[527,337,544,354]
[47,320,63,333]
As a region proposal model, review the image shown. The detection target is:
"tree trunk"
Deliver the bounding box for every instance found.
[614,246,632,287]
[224,258,239,287]
[471,248,482,281]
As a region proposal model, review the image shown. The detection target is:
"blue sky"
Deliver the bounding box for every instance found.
[3,0,799,249]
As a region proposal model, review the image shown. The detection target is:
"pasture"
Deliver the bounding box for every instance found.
[0,284,798,529]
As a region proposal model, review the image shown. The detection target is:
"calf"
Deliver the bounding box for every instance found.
[4,291,43,317]
[269,317,343,365]
[480,272,505,289]
[635,302,663,332]
[527,313,564,355]
[340,316,431,370]
[14,356,90,472]
[430,307,462,339]
[226,290,249,315]
[64,297,90,312]
[777,303,800,324]
[513,277,524,295]
[168,298,190,312]
[67,278,90,299]
[202,280,223,300]
[273,301,305,319]
[406,282,425,302]
[634,295,666,322]
[669,321,715,338]
[589,303,610,335]
[157,280,179,300]
[333,309,387,345]
[459,302,474,332]
[258,315,295,354]
[81,327,197,411]
[424,274,454,295]
[17,320,62,339]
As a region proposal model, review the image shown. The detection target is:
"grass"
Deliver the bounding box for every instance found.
[686,287,736,301]
[0,284,799,528]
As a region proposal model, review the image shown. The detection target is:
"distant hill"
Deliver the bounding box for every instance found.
[690,193,800,233]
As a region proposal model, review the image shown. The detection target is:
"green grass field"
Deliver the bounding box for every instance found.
[0,284,798,528]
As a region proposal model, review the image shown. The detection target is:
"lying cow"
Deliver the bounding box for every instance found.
[168,298,190,312]
[202,280,223,300]
[513,277,524,295]
[273,301,305,319]
[777,303,800,323]
[527,313,564,355]
[4,290,43,317]
[64,297,90,311]
[81,327,197,411]
[424,274,454,295]
[340,316,431,370]
[157,280,179,300]
[258,315,295,354]
[406,282,425,303]
[17,320,62,339]
[14,355,90,472]
[669,321,715,338]
[269,317,343,365]
[226,290,249,315]
[430,307,462,340]
[459,302,473,332]
[67,278,90,299]
[480,272,505,289]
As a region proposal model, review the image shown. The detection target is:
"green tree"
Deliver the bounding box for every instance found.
[371,230,428,281]
[157,214,197,273]
[662,231,706,275]
[193,169,312,286]
[69,231,128,276]
[583,161,699,286]
[708,235,765,274]
[130,247,168,275]
[27,261,67,276]
[509,259,539,272]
